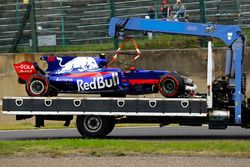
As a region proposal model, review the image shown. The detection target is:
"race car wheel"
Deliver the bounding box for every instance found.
[26,75,50,96]
[76,115,115,138]
[158,73,185,98]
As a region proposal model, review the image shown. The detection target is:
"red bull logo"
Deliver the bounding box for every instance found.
[56,57,99,74]
[77,72,119,91]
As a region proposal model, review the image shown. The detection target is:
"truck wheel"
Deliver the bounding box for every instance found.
[76,115,115,138]
[26,75,50,96]
[158,73,185,98]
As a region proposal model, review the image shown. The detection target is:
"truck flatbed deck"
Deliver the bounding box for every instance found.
[2,97,207,117]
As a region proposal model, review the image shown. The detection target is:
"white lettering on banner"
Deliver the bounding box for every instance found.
[77,72,119,91]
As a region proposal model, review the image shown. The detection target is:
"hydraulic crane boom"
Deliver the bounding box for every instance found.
[108,17,242,46]
[108,17,246,124]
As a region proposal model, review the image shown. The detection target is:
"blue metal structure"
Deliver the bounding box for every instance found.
[109,17,246,124]
[108,17,242,46]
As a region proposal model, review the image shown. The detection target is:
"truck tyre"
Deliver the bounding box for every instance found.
[76,115,115,138]
[158,73,185,98]
[26,75,50,96]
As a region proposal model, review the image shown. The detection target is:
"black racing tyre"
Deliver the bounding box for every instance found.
[158,73,185,98]
[76,115,115,138]
[25,75,50,96]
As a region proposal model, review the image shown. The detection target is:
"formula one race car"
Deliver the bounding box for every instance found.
[13,54,197,98]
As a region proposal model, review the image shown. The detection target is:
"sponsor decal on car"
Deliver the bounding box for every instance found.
[77,72,119,91]
[14,62,35,73]
[56,57,99,74]
[55,78,73,82]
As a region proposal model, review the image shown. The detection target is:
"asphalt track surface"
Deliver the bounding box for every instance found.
[1,126,250,140]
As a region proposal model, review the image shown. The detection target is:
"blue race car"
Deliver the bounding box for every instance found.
[13,54,196,97]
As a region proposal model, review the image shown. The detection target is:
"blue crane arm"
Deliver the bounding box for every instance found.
[108,17,242,46]
[109,17,246,125]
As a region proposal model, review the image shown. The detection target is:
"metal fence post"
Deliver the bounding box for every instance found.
[199,0,207,24]
[15,0,20,25]
[29,0,38,52]
[199,0,207,47]
[109,0,118,49]
[60,0,65,47]
[153,0,158,19]
[236,0,241,24]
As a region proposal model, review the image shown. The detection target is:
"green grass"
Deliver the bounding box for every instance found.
[19,43,115,53]
[1,139,250,157]
[16,34,219,53]
[16,28,250,53]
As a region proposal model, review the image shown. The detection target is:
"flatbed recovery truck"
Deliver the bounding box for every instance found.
[2,17,250,138]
